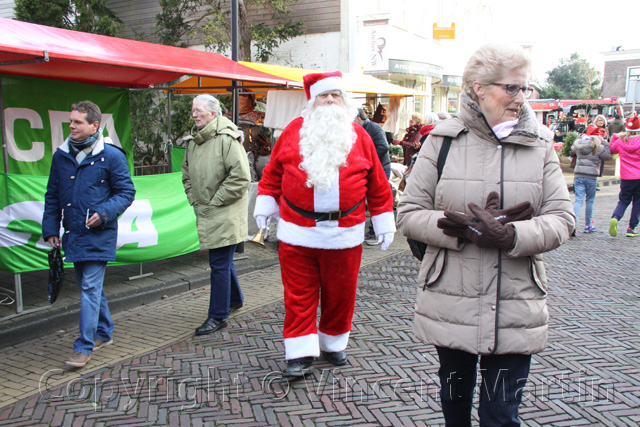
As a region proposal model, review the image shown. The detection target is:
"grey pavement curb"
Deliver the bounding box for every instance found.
[0,257,280,349]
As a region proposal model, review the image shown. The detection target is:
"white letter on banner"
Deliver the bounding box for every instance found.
[100,114,122,148]
[116,199,158,249]
[0,201,48,248]
[5,108,44,162]
[49,111,70,151]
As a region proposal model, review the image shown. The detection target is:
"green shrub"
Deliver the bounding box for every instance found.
[389,144,403,157]
[562,131,578,157]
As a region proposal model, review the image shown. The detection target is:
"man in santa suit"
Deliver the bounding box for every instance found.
[254,71,396,378]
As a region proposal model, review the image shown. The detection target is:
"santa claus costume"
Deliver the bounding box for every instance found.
[254,71,395,375]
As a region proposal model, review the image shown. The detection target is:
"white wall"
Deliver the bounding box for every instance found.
[0,0,15,19]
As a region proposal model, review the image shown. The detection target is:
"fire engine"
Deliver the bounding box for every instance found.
[529,98,624,142]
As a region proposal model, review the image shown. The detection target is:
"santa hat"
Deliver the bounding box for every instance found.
[626,116,640,132]
[303,71,344,100]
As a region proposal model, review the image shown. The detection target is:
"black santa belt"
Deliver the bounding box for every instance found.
[284,196,363,222]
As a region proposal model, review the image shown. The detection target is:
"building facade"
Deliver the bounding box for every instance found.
[601,48,640,114]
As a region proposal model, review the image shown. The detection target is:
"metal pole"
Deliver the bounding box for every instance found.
[0,75,9,173]
[231,0,239,125]
[167,90,172,168]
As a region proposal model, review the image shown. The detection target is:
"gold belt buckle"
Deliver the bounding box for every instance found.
[327,210,341,221]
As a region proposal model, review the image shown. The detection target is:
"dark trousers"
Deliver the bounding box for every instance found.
[436,346,531,427]
[612,179,640,229]
[207,244,243,319]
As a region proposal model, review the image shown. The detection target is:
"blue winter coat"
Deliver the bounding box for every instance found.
[42,135,135,263]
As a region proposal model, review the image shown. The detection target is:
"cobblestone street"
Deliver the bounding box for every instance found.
[1,185,639,426]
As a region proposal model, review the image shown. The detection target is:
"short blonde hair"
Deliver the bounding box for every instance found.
[411,113,424,125]
[462,43,532,103]
[593,115,607,126]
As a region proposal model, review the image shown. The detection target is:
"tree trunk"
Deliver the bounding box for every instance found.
[238,0,251,61]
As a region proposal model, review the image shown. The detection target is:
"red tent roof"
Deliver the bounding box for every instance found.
[0,17,299,89]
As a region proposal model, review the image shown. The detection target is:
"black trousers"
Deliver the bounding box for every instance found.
[436,346,532,427]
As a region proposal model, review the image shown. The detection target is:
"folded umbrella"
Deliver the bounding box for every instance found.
[47,246,65,304]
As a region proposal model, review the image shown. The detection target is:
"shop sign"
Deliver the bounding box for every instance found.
[433,22,455,40]
[362,19,389,76]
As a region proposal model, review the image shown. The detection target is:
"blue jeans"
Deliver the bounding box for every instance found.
[73,261,113,355]
[436,346,531,427]
[573,177,597,227]
[612,179,640,229]
[208,245,244,319]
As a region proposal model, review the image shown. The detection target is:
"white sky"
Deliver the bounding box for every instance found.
[480,0,638,83]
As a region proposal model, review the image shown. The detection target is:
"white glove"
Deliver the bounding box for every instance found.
[377,232,394,251]
[255,215,271,230]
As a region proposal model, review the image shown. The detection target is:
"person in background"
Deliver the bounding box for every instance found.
[254,71,395,378]
[419,112,439,144]
[608,115,640,238]
[608,113,626,141]
[587,114,608,140]
[355,108,392,240]
[571,135,612,234]
[397,43,575,426]
[182,94,250,336]
[437,111,451,120]
[394,113,424,166]
[355,108,391,179]
[43,100,135,369]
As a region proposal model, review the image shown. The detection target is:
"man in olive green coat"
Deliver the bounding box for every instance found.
[182,94,251,335]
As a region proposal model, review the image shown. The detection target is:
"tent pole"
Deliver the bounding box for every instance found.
[0,76,9,174]
[167,90,172,168]
[231,0,239,125]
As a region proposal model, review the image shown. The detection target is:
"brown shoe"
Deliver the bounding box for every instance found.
[66,352,91,368]
[93,339,113,351]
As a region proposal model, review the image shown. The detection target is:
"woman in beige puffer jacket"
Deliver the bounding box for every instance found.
[396,43,575,426]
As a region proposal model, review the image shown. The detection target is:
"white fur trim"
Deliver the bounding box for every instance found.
[371,211,397,236]
[277,218,365,249]
[314,170,340,212]
[310,76,344,99]
[285,334,320,360]
[254,195,280,218]
[318,331,350,353]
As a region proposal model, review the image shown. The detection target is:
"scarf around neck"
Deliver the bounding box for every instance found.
[69,131,100,151]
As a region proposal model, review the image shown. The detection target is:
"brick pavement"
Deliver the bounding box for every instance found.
[1,185,639,426]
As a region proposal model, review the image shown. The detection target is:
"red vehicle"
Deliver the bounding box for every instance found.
[529,98,624,143]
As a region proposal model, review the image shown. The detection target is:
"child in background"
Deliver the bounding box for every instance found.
[571,135,612,233]
[609,115,640,237]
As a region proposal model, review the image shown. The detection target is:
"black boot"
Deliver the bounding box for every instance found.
[282,357,314,377]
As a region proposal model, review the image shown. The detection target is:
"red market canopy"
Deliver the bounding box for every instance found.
[0,17,298,89]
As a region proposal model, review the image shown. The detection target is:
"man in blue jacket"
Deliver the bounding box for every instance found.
[355,108,391,239]
[42,101,135,368]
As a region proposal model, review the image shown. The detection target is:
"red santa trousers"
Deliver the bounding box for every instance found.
[278,241,362,360]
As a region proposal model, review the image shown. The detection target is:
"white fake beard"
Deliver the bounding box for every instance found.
[299,104,356,192]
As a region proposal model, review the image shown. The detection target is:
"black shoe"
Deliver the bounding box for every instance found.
[229,303,243,314]
[282,357,314,377]
[195,318,227,335]
[322,350,347,366]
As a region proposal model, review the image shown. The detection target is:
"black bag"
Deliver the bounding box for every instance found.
[47,246,65,304]
[407,136,452,261]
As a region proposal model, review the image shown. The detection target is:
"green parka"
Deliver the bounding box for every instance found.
[397,93,575,356]
[182,115,251,250]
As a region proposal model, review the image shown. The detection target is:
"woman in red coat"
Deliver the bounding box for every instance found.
[394,113,424,165]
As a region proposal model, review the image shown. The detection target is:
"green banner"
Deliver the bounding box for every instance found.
[0,172,200,273]
[0,75,132,175]
[170,145,186,173]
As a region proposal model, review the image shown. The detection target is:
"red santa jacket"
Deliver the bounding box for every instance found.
[255,117,395,249]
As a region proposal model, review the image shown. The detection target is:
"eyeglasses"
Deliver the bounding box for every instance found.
[488,83,534,98]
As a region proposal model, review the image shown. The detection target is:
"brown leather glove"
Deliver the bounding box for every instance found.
[483,191,534,224]
[442,202,516,249]
[437,192,533,240]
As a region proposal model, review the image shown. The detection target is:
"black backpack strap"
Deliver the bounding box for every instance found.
[436,136,452,182]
